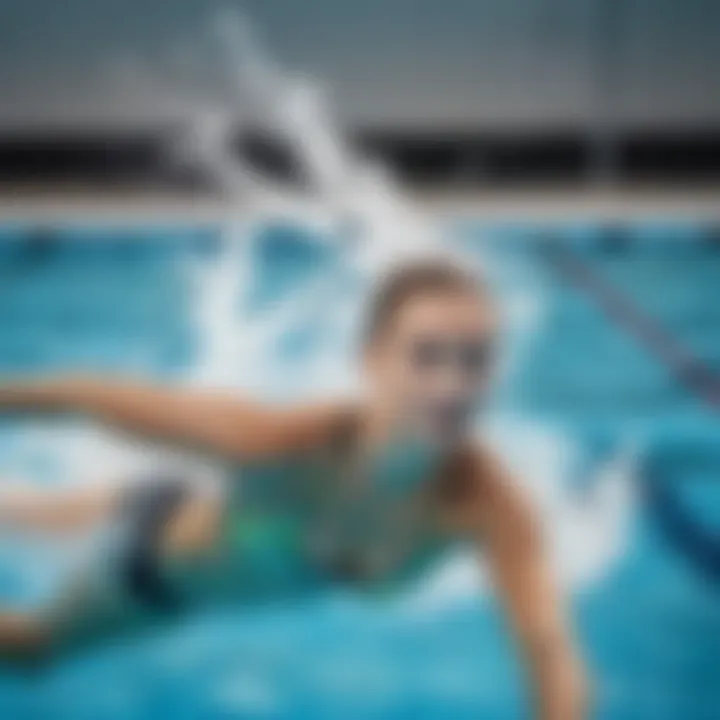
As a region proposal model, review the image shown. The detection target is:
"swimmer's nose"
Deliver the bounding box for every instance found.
[428,366,475,398]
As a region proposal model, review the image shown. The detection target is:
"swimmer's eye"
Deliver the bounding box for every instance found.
[410,339,494,374]
[410,339,448,370]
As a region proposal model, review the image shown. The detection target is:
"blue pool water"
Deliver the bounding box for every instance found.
[0,222,718,719]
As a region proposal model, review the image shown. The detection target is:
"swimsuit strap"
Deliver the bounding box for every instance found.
[118,475,189,613]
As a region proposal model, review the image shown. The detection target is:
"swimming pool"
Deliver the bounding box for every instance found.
[0,220,718,719]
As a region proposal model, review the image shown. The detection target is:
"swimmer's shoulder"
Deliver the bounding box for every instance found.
[434,441,537,540]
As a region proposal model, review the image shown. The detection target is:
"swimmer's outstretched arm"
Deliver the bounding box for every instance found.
[0,377,346,460]
[448,449,589,720]
[0,480,115,533]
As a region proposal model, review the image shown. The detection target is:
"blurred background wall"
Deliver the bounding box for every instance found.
[0,0,718,188]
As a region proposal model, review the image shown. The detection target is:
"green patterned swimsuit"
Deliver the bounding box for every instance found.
[172,441,453,606]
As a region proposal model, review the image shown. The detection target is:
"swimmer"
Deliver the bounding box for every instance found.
[0,261,587,718]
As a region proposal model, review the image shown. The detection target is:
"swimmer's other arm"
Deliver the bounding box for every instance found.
[0,377,346,460]
[449,449,589,720]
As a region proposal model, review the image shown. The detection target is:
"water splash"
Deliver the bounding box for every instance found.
[185,11,480,398]
[181,11,637,607]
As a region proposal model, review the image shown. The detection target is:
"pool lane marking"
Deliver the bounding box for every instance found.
[542,243,720,584]
[542,243,720,411]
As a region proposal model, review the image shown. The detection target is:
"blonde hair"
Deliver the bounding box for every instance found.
[363,260,489,345]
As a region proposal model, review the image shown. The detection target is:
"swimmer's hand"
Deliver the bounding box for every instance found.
[0,376,348,461]
[446,447,589,720]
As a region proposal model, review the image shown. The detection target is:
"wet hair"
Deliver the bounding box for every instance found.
[363,258,489,346]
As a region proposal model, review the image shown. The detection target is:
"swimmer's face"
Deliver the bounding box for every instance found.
[365,289,497,444]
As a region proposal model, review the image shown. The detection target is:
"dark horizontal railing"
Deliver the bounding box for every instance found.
[0,128,719,189]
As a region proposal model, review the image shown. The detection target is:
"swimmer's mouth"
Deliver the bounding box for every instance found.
[428,402,472,433]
